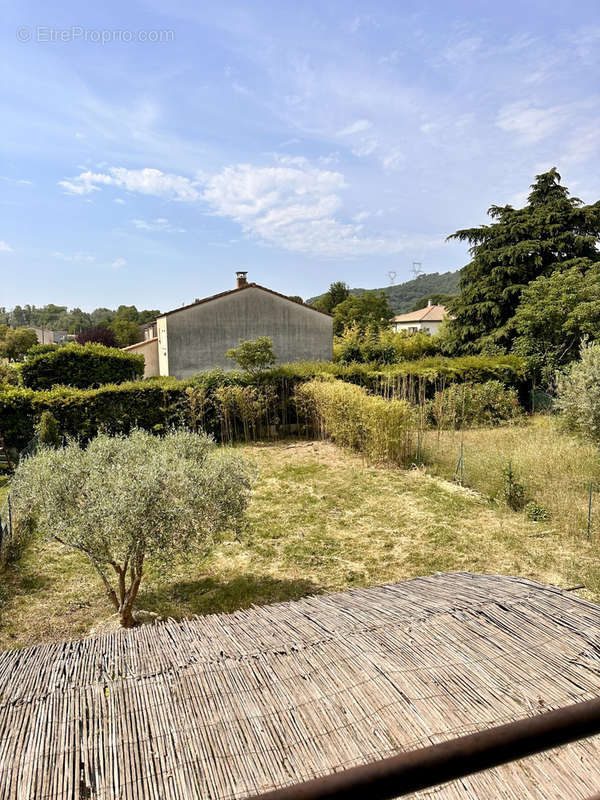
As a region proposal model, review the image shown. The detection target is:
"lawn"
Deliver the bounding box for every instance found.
[1,427,598,651]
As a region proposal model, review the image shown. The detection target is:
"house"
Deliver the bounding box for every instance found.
[391,300,448,335]
[3,573,600,798]
[125,272,333,379]
[32,327,69,345]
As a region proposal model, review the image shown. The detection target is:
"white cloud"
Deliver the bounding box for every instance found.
[113,197,126,205]
[496,102,565,144]
[353,211,371,222]
[201,161,438,257]
[338,119,373,136]
[381,147,405,171]
[59,167,200,201]
[111,257,127,269]
[53,251,95,263]
[131,218,186,233]
[0,241,13,252]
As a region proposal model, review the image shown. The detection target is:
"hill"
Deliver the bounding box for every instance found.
[308,270,461,314]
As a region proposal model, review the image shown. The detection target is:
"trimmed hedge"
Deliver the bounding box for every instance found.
[0,355,527,451]
[20,342,144,390]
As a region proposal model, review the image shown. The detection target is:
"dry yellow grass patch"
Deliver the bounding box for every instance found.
[0,434,597,650]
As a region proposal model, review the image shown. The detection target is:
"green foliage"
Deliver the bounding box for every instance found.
[0,355,526,451]
[109,319,142,347]
[0,327,38,361]
[226,336,276,374]
[296,379,416,465]
[0,362,19,386]
[2,303,160,334]
[215,384,278,442]
[446,169,600,354]
[429,381,523,430]
[20,342,144,390]
[335,325,440,365]
[36,411,61,448]
[310,281,350,313]
[501,461,527,511]
[11,428,253,626]
[513,260,600,385]
[556,340,600,442]
[308,272,461,315]
[525,500,550,522]
[333,290,392,336]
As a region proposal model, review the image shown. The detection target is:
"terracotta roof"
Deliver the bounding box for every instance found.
[393,303,448,323]
[157,282,333,319]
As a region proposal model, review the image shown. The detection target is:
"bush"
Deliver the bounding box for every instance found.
[0,362,19,386]
[335,325,440,365]
[20,342,144,390]
[556,340,600,442]
[296,379,416,465]
[0,355,527,452]
[11,428,253,626]
[502,461,527,511]
[226,337,276,373]
[36,411,61,448]
[429,381,523,430]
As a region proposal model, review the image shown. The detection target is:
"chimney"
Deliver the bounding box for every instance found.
[236,271,248,288]
[427,298,432,307]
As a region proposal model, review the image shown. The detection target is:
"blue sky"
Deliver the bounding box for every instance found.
[1,0,599,312]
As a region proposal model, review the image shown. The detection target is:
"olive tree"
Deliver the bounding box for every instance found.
[11,428,253,626]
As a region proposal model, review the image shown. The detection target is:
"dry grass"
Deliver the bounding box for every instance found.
[1,432,598,650]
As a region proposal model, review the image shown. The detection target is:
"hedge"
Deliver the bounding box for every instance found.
[0,355,527,451]
[20,342,144,390]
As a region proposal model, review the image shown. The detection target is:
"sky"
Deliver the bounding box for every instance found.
[1,0,599,312]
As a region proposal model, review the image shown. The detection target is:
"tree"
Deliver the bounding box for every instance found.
[288,295,303,304]
[12,428,253,627]
[555,340,600,442]
[76,326,118,347]
[332,291,392,336]
[513,260,600,384]
[109,319,142,347]
[226,337,276,373]
[311,281,350,313]
[0,327,38,360]
[446,168,600,353]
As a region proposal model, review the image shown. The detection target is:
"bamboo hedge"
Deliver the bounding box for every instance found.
[0,355,527,451]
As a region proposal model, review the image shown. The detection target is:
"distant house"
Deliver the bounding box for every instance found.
[124,272,333,379]
[32,327,69,345]
[391,300,448,335]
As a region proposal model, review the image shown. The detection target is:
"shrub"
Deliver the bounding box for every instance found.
[20,342,144,390]
[36,411,61,448]
[0,362,19,386]
[429,381,523,430]
[11,428,253,626]
[0,355,527,452]
[501,461,527,511]
[226,337,276,374]
[296,379,416,465]
[556,340,600,442]
[335,325,440,365]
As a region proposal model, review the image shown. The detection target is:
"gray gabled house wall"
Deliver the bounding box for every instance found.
[146,272,333,379]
